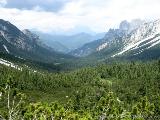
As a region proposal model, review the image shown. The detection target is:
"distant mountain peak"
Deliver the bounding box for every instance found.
[22,29,40,43]
[22,29,31,34]
[119,19,145,34]
[119,20,130,31]
[0,19,10,24]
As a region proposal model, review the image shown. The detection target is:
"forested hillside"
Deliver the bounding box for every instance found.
[0,61,160,119]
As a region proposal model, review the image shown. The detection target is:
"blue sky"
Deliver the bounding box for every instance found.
[4,0,70,12]
[0,0,160,34]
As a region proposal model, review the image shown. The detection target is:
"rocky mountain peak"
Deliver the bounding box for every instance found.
[119,19,145,34]
[119,20,130,31]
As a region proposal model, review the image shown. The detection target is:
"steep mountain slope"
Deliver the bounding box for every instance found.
[0,19,37,52]
[0,19,75,63]
[112,19,160,58]
[70,19,144,57]
[0,52,77,72]
[69,39,103,57]
[70,28,126,57]
[41,40,69,53]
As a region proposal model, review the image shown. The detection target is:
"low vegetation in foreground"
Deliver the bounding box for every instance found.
[0,61,160,119]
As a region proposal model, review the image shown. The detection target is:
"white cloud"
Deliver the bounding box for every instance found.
[0,0,160,34]
[0,0,7,7]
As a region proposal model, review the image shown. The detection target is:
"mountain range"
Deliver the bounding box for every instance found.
[70,19,160,61]
[0,18,160,70]
[35,31,105,53]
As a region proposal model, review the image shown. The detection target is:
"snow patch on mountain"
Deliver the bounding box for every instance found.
[147,38,160,49]
[112,34,160,57]
[96,42,108,51]
[0,30,5,37]
[0,58,21,70]
[15,56,25,60]
[133,50,144,56]
[0,58,38,73]
[3,44,9,53]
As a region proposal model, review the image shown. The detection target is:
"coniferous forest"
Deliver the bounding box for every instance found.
[0,61,160,120]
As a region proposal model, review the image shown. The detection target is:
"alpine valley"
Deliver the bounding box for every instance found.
[1,18,160,68]
[1,18,160,120]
